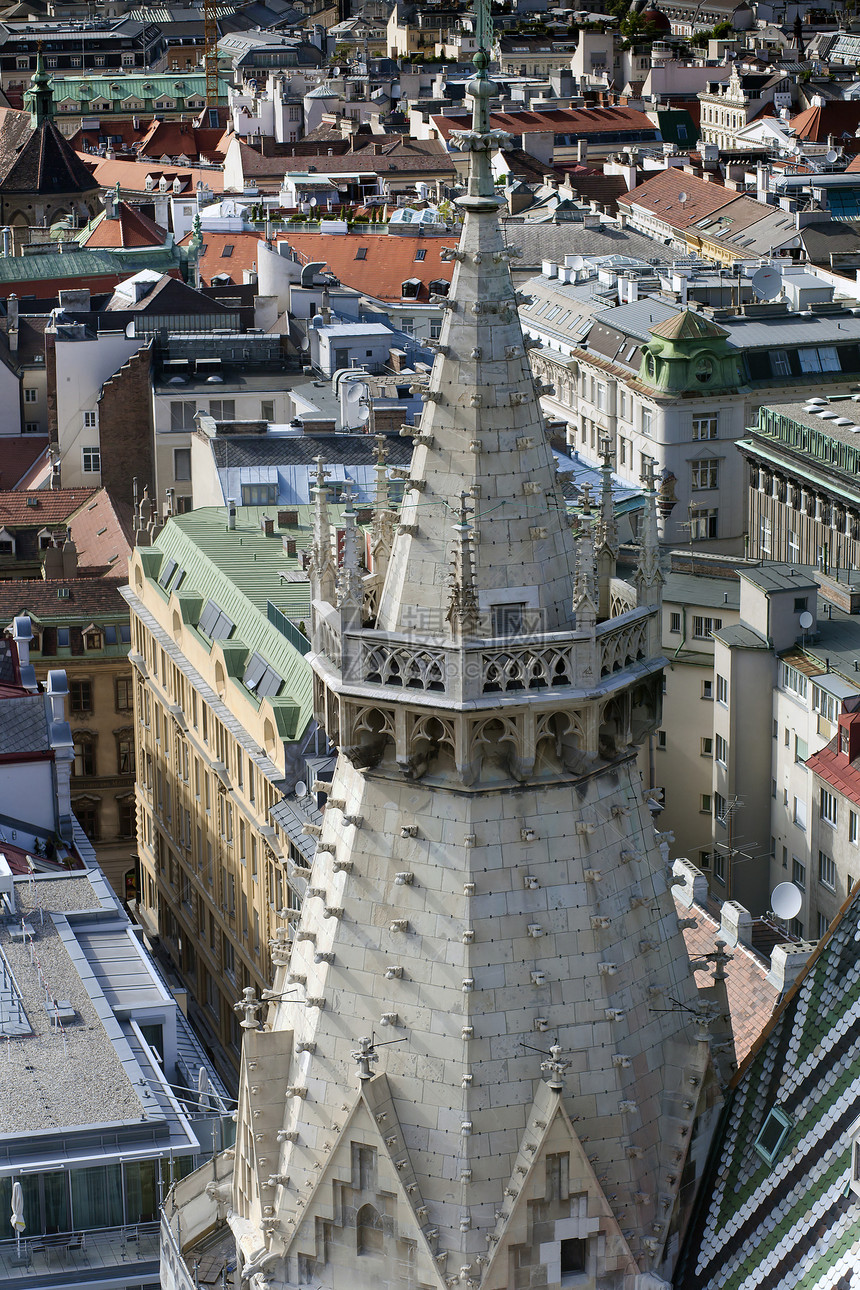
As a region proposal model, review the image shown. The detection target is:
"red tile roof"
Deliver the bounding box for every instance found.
[0,488,96,528]
[432,104,658,140]
[178,230,262,287]
[78,153,225,195]
[790,101,860,144]
[66,488,133,577]
[676,895,779,1065]
[619,167,734,230]
[264,231,454,303]
[0,438,49,490]
[134,120,229,163]
[0,576,129,622]
[806,728,860,809]
[80,201,168,250]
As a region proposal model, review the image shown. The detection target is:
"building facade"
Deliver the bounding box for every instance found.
[123,504,327,1083]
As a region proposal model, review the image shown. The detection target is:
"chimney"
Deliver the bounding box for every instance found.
[62,530,78,579]
[577,138,588,163]
[7,292,18,353]
[262,514,275,537]
[228,499,237,529]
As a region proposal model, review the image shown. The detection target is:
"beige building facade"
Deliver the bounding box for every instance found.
[123,504,325,1083]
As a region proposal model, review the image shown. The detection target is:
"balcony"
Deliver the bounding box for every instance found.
[0,1221,159,1285]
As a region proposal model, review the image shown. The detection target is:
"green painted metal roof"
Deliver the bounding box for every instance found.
[0,247,177,282]
[145,505,345,741]
[676,886,860,1290]
[51,71,230,104]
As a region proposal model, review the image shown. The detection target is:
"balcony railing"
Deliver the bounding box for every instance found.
[314,600,656,702]
[0,1221,159,1284]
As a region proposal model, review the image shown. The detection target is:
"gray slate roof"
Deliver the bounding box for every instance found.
[503,221,676,269]
[0,695,49,755]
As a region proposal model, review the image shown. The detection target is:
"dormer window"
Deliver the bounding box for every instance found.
[0,527,15,556]
[401,278,421,299]
[842,727,851,757]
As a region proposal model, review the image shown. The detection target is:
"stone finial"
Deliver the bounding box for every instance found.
[234,987,264,1030]
[352,1035,378,1081]
[540,1042,569,1092]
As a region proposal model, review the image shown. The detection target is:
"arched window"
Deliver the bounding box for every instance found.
[356,1203,383,1256]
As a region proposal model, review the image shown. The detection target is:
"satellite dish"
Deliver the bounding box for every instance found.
[825,149,838,164]
[570,254,585,270]
[771,882,803,921]
[678,191,688,204]
[799,610,814,629]
[751,266,781,301]
[344,380,370,426]
[295,780,308,799]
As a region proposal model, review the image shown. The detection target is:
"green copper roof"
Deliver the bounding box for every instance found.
[649,309,729,343]
[145,505,345,742]
[676,887,860,1290]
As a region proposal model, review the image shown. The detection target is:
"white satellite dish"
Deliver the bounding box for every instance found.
[799,610,814,629]
[771,881,803,921]
[825,149,838,164]
[344,380,370,426]
[678,191,688,204]
[570,254,585,270]
[751,265,781,301]
[295,780,308,799]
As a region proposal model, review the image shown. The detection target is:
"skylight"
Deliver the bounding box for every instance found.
[754,1107,792,1165]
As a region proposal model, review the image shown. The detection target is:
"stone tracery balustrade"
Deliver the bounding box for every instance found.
[312,600,657,703]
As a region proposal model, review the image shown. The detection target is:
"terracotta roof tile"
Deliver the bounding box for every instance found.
[66,487,132,577]
[432,104,658,140]
[790,101,860,143]
[80,201,168,250]
[78,153,225,195]
[619,167,735,230]
[179,230,261,287]
[0,438,49,489]
[0,576,129,622]
[0,488,96,528]
[676,895,779,1066]
[265,230,454,303]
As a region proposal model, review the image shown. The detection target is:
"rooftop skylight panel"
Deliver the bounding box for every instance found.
[754,1106,793,1165]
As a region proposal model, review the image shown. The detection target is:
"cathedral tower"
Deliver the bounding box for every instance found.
[226,9,714,1288]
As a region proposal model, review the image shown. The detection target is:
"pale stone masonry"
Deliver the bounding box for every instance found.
[163,17,722,1290]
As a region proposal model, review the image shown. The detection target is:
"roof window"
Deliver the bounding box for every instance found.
[754,1107,792,1165]
[198,599,235,640]
[243,650,283,699]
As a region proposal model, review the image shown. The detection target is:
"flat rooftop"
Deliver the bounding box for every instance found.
[0,876,142,1136]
